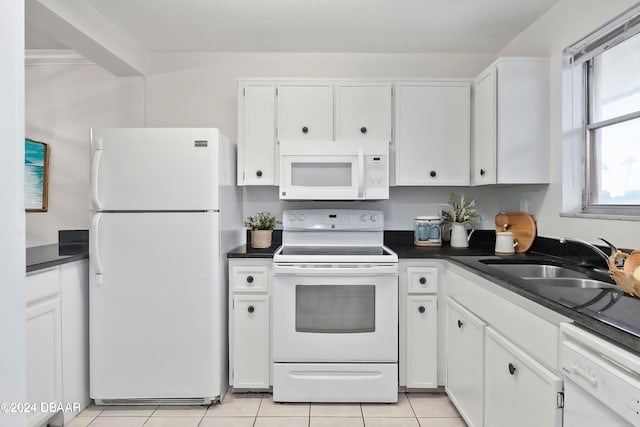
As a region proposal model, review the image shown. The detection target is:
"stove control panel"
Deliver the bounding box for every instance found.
[282,209,384,231]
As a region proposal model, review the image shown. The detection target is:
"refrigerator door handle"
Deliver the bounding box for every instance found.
[91,138,103,210]
[91,213,104,285]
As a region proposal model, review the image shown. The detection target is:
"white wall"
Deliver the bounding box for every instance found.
[25,62,144,246]
[0,0,27,424]
[28,1,640,247]
[498,0,640,248]
[142,52,554,230]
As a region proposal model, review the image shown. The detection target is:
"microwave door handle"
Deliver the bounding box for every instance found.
[358,151,365,198]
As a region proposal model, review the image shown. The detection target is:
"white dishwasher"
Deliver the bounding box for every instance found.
[560,323,640,427]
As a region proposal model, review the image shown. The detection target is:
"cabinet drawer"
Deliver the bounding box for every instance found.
[26,267,60,305]
[407,267,438,293]
[232,265,269,292]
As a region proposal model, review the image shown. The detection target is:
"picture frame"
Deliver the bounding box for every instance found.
[25,138,49,212]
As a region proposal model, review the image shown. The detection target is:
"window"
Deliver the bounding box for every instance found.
[566,4,640,216]
[587,33,640,211]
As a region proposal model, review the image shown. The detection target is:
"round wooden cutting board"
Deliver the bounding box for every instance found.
[494,212,537,253]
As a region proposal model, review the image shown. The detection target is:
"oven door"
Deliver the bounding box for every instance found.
[272,263,398,363]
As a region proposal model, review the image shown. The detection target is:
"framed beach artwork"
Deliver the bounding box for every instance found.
[25,139,49,212]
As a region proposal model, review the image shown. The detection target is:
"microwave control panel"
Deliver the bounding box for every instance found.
[365,155,389,199]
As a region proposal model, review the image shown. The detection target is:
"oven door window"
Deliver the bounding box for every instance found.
[295,285,375,333]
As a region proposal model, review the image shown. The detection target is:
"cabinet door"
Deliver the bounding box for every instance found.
[406,295,437,389]
[496,59,549,184]
[336,83,392,142]
[277,83,333,141]
[472,68,497,185]
[238,82,276,185]
[26,298,62,427]
[446,299,485,427]
[485,327,562,427]
[232,295,270,389]
[395,83,471,185]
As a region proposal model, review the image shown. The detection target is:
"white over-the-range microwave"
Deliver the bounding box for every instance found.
[278,140,389,200]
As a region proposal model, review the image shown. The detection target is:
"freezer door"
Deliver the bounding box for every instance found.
[89,212,223,399]
[91,128,220,211]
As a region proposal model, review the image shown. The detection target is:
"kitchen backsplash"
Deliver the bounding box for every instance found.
[242,185,549,231]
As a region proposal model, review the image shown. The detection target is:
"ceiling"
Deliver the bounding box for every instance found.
[26,0,561,53]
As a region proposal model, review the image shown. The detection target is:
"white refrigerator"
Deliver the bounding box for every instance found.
[89,128,241,405]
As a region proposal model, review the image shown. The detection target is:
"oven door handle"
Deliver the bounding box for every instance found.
[273,263,398,276]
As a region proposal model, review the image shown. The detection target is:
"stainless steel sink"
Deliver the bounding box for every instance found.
[523,278,617,289]
[485,263,589,279]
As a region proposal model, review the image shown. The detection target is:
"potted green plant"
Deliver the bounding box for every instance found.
[441,193,479,248]
[244,211,277,248]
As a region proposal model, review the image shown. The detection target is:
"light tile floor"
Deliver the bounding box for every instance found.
[65,392,467,427]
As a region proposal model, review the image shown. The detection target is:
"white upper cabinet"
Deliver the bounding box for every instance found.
[395,82,471,186]
[238,82,276,185]
[335,83,392,142]
[472,57,550,185]
[277,83,334,142]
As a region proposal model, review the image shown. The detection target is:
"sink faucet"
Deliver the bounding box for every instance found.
[559,237,613,267]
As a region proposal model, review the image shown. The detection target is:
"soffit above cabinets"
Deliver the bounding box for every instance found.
[27,0,561,53]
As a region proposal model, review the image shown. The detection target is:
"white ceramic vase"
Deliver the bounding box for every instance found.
[450,222,475,248]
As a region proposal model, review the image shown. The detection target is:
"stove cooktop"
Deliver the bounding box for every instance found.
[274,245,398,263]
[279,246,392,256]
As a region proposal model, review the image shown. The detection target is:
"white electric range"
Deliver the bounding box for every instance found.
[272,209,399,403]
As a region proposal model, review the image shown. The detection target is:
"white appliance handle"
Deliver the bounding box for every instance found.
[273,263,397,276]
[91,138,103,210]
[91,213,104,285]
[357,149,365,199]
[570,364,598,387]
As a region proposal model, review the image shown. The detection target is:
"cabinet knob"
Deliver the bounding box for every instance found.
[480,169,486,176]
[430,170,437,178]
[302,126,309,134]
[360,126,367,134]
[419,277,427,285]
[246,275,254,283]
[256,170,263,177]
[418,306,426,314]
[508,363,516,375]
[248,305,255,313]
[457,320,463,328]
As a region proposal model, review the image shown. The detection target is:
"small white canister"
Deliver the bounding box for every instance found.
[414,216,443,247]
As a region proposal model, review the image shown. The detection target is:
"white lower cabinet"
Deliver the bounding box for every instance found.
[446,298,485,427]
[406,295,438,388]
[26,296,62,427]
[485,327,563,427]
[399,261,444,390]
[25,260,90,427]
[445,265,568,427]
[229,259,272,390]
[233,295,270,389]
[26,267,62,427]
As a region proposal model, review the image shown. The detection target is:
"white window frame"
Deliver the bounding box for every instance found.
[563,3,640,218]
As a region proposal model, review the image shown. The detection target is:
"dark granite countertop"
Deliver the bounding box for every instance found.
[227,229,640,354]
[227,243,282,258]
[27,243,89,273]
[227,230,282,258]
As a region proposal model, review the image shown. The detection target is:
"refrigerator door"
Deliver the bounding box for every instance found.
[90,128,220,211]
[89,211,222,400]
